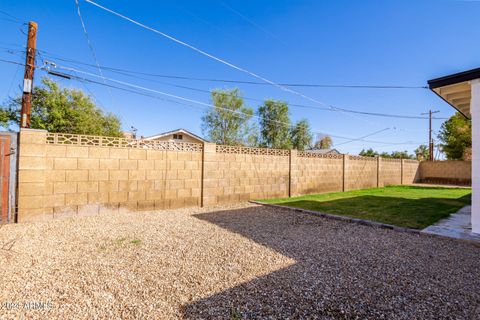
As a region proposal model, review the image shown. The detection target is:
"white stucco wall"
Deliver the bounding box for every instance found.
[472,79,480,233]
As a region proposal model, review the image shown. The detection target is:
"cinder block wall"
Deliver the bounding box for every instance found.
[291,151,343,196]
[379,158,402,187]
[419,160,471,184]
[345,155,378,191]
[202,144,290,205]
[17,129,202,222]
[403,160,420,184]
[17,129,425,222]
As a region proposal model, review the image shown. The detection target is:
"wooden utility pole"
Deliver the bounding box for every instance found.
[421,109,440,161]
[20,21,38,129]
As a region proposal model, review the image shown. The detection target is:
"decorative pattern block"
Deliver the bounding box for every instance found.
[382,158,401,163]
[297,151,343,159]
[348,155,377,162]
[215,145,290,156]
[46,133,203,152]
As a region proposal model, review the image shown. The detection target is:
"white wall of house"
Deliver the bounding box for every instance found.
[472,79,480,234]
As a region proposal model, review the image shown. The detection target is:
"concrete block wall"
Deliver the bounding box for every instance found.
[418,160,471,185]
[345,155,378,191]
[17,129,427,222]
[402,160,420,184]
[291,152,343,196]
[202,143,290,205]
[17,130,202,222]
[379,158,402,187]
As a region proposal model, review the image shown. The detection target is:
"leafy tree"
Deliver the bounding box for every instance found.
[438,112,471,160]
[246,122,261,147]
[414,144,429,161]
[359,148,379,157]
[257,99,292,149]
[291,119,312,150]
[201,88,253,145]
[0,78,123,136]
[359,148,414,159]
[390,150,414,159]
[314,135,333,149]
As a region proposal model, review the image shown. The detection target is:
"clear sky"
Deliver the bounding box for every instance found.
[0,0,478,155]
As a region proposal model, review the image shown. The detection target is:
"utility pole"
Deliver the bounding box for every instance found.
[20,21,38,129]
[421,109,440,161]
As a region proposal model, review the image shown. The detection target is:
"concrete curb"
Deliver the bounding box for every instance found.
[249,201,480,247]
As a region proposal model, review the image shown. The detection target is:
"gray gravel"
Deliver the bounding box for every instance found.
[1,203,479,319]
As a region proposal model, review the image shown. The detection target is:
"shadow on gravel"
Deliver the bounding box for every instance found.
[182,205,480,319]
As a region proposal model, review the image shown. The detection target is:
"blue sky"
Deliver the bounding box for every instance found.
[0,0,478,154]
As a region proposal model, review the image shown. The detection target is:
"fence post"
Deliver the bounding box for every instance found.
[289,149,297,197]
[201,143,216,207]
[342,154,347,192]
[377,156,381,188]
[201,143,205,207]
[401,159,404,185]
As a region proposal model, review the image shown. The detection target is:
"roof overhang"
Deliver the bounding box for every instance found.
[428,68,480,119]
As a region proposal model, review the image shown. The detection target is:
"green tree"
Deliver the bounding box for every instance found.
[291,119,312,150]
[245,122,261,147]
[414,144,429,161]
[257,99,291,149]
[438,112,471,160]
[0,78,123,136]
[390,150,414,159]
[201,88,253,145]
[359,148,413,159]
[314,135,332,149]
[359,148,379,157]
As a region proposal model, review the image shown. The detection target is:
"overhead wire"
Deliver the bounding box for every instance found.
[74,0,115,108]
[50,62,402,145]
[216,0,286,45]
[82,0,399,118]
[0,57,425,146]
[334,128,392,147]
[34,50,428,89]
[0,10,22,23]
[82,0,443,136]
[30,48,446,120]
[85,0,451,131]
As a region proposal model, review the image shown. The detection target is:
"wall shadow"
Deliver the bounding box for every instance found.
[182,205,480,319]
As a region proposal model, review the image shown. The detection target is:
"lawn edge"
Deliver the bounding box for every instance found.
[250,201,480,247]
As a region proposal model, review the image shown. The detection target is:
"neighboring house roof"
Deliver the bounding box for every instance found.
[143,128,208,142]
[307,148,340,154]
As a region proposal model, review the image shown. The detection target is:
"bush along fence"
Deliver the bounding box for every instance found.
[17,129,420,222]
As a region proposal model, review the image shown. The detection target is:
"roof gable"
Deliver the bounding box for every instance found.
[143,129,208,142]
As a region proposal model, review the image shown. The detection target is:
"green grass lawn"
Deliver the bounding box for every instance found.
[261,186,471,229]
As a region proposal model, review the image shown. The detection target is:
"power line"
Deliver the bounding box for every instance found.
[0,10,22,23]
[83,0,386,114]
[74,0,114,107]
[63,69,418,145]
[335,128,391,147]
[2,49,448,123]
[83,0,437,138]
[84,0,438,131]
[0,57,425,146]
[30,48,445,120]
[49,63,407,145]
[216,0,285,45]
[36,49,427,89]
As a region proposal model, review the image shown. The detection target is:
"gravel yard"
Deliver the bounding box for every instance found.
[1,203,479,319]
